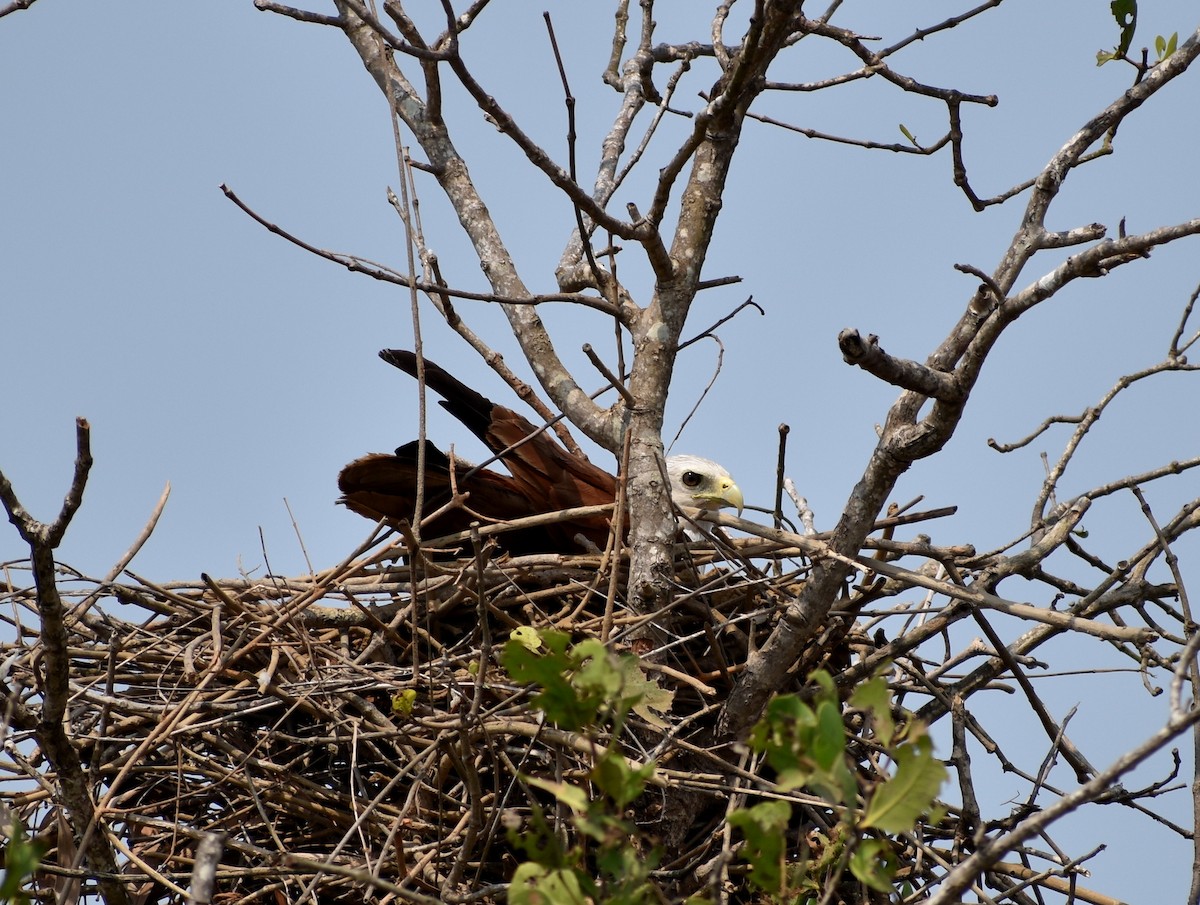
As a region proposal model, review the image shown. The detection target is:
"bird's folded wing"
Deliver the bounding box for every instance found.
[380,349,618,512]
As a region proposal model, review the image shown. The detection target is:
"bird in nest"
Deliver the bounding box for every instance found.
[338,350,743,555]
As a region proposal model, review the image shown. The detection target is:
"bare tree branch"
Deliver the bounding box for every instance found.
[0,419,130,905]
[721,28,1200,736]
[0,0,38,19]
[925,697,1200,905]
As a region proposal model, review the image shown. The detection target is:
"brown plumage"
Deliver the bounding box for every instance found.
[338,350,619,554]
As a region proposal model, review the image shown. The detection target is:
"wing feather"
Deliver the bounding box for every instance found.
[342,354,622,554]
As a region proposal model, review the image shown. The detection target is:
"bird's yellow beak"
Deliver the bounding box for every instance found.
[704,478,744,516]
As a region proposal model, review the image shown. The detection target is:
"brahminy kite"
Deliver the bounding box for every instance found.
[338,350,743,554]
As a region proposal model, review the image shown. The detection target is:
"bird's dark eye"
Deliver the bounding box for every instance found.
[681,471,703,488]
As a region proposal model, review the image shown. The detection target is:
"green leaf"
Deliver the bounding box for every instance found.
[391,688,417,716]
[0,818,46,904]
[810,699,845,773]
[592,749,657,810]
[759,691,811,731]
[748,681,854,799]
[502,633,606,731]
[594,844,657,904]
[850,674,895,744]
[1109,0,1137,57]
[810,669,836,700]
[509,862,591,905]
[798,750,855,807]
[848,838,897,893]
[1157,31,1178,61]
[571,638,613,676]
[848,674,888,712]
[525,775,592,815]
[619,658,675,729]
[573,641,624,701]
[728,800,791,895]
[511,625,543,651]
[898,123,916,146]
[830,758,860,808]
[501,636,565,689]
[749,694,816,781]
[862,736,947,833]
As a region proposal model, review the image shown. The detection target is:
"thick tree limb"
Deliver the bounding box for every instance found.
[837,330,964,401]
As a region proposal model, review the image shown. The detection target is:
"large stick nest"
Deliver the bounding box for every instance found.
[0,513,1129,904]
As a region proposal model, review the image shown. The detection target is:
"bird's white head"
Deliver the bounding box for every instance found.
[665,455,744,515]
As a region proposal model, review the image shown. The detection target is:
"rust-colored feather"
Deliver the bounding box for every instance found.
[338,354,618,554]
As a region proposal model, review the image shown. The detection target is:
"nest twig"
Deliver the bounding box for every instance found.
[0,503,1176,904]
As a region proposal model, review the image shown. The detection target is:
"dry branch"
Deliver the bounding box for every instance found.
[1,487,1192,903]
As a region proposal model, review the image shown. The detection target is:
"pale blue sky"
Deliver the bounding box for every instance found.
[3,2,1199,900]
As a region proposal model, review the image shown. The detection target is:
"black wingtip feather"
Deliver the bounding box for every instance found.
[379,349,495,441]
